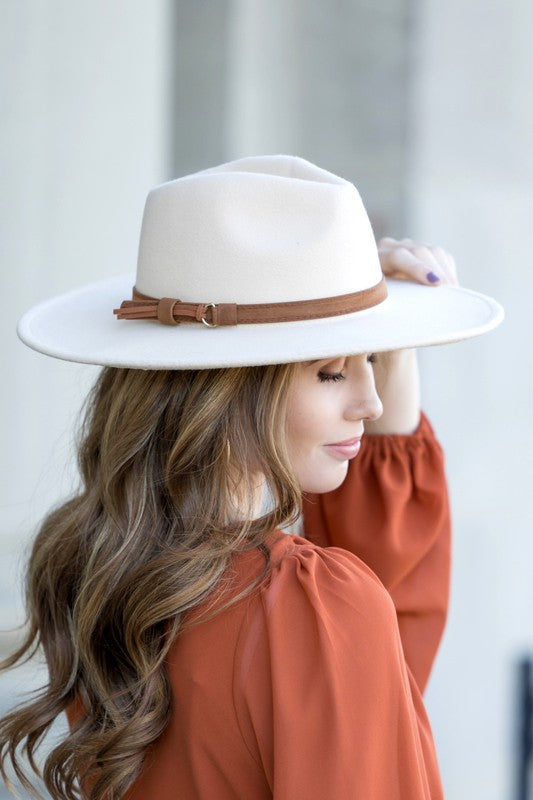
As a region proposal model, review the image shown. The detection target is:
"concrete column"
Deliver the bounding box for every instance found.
[174,0,415,237]
[172,0,234,176]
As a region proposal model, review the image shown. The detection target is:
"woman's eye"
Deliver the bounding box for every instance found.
[317,354,377,382]
[318,353,378,383]
[317,371,345,383]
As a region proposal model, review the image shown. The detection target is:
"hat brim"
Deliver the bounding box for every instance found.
[17,274,504,369]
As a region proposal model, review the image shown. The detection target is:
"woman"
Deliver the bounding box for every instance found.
[1,155,503,799]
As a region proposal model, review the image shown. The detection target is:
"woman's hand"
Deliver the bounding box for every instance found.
[377,237,459,287]
[365,238,458,435]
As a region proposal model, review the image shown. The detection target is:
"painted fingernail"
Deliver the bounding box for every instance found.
[426,271,440,283]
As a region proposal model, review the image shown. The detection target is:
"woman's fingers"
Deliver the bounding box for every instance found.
[377,243,441,286]
[425,245,459,286]
[377,237,460,287]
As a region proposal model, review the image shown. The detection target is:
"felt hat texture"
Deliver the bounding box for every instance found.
[17,154,504,369]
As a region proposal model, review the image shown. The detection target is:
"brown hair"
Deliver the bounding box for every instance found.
[0,363,302,799]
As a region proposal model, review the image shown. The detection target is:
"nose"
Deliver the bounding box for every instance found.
[364,389,384,423]
[343,367,383,423]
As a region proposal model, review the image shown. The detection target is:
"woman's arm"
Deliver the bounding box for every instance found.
[366,235,459,436]
[365,348,421,435]
[236,542,444,798]
[302,413,451,695]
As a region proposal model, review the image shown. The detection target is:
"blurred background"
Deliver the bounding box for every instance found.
[1,1,531,797]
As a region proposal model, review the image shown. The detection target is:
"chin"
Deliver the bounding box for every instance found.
[300,464,349,494]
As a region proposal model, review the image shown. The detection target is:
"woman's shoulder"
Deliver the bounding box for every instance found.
[248,530,396,623]
[182,530,396,649]
[233,531,404,706]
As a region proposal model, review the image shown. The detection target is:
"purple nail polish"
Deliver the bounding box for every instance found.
[427,271,440,283]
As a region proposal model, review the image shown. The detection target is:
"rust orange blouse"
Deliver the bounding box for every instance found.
[106,410,450,798]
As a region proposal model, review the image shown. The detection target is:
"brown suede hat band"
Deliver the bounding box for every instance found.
[113,276,388,327]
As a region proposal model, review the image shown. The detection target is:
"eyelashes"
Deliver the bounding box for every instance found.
[317,353,377,383]
[317,371,344,383]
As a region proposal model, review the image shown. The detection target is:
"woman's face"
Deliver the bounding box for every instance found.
[285,354,383,493]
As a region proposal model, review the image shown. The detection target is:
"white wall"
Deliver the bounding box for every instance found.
[410,2,532,797]
[1,1,171,792]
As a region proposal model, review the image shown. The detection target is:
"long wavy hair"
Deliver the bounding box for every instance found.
[0,362,302,799]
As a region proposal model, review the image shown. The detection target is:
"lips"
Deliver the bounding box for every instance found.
[326,435,362,446]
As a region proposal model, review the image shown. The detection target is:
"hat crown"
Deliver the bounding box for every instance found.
[135,155,382,304]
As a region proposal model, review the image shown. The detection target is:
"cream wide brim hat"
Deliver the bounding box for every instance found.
[17,155,504,369]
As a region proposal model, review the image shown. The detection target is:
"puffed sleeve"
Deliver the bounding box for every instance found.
[301,410,451,695]
[233,541,443,799]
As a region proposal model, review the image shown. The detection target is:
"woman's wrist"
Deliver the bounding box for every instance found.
[365,349,421,435]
